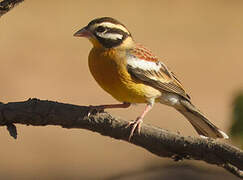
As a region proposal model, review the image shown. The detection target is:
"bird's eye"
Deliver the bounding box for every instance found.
[96,26,106,33]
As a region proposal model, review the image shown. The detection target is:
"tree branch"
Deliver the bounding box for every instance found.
[0,98,242,178]
[1,0,241,178]
[0,0,24,17]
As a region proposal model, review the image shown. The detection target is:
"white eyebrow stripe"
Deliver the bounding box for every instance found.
[96,22,130,34]
[127,56,162,71]
[96,32,123,40]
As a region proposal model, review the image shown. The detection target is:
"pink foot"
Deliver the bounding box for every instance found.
[126,117,143,141]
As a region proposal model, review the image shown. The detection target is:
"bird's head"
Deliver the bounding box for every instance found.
[74,17,133,49]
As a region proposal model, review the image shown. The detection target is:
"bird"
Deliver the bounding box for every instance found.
[74,17,229,141]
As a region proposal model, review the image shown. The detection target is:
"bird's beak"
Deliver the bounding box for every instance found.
[73,27,91,38]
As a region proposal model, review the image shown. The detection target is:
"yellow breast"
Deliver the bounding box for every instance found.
[88,47,161,103]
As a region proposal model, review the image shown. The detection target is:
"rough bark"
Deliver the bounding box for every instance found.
[0,0,23,17]
[0,99,242,178]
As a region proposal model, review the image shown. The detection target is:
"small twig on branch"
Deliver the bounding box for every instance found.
[0,0,24,17]
[0,98,242,178]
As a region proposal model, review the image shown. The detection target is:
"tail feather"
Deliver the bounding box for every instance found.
[177,99,229,139]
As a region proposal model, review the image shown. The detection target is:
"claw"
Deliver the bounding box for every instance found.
[126,117,143,141]
[125,103,153,141]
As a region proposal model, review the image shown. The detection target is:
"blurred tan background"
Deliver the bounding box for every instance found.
[0,0,242,179]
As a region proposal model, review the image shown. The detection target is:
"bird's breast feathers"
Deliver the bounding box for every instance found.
[88,47,161,103]
[88,43,190,103]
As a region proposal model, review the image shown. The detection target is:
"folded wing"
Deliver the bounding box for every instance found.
[127,44,190,101]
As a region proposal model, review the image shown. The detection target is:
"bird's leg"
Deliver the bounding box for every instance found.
[126,103,153,141]
[88,102,131,116]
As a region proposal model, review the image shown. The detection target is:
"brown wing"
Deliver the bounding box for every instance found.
[127,44,190,100]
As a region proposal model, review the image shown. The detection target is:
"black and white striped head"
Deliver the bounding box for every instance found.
[74,17,132,48]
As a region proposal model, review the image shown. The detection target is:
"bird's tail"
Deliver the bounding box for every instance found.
[176,99,228,139]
